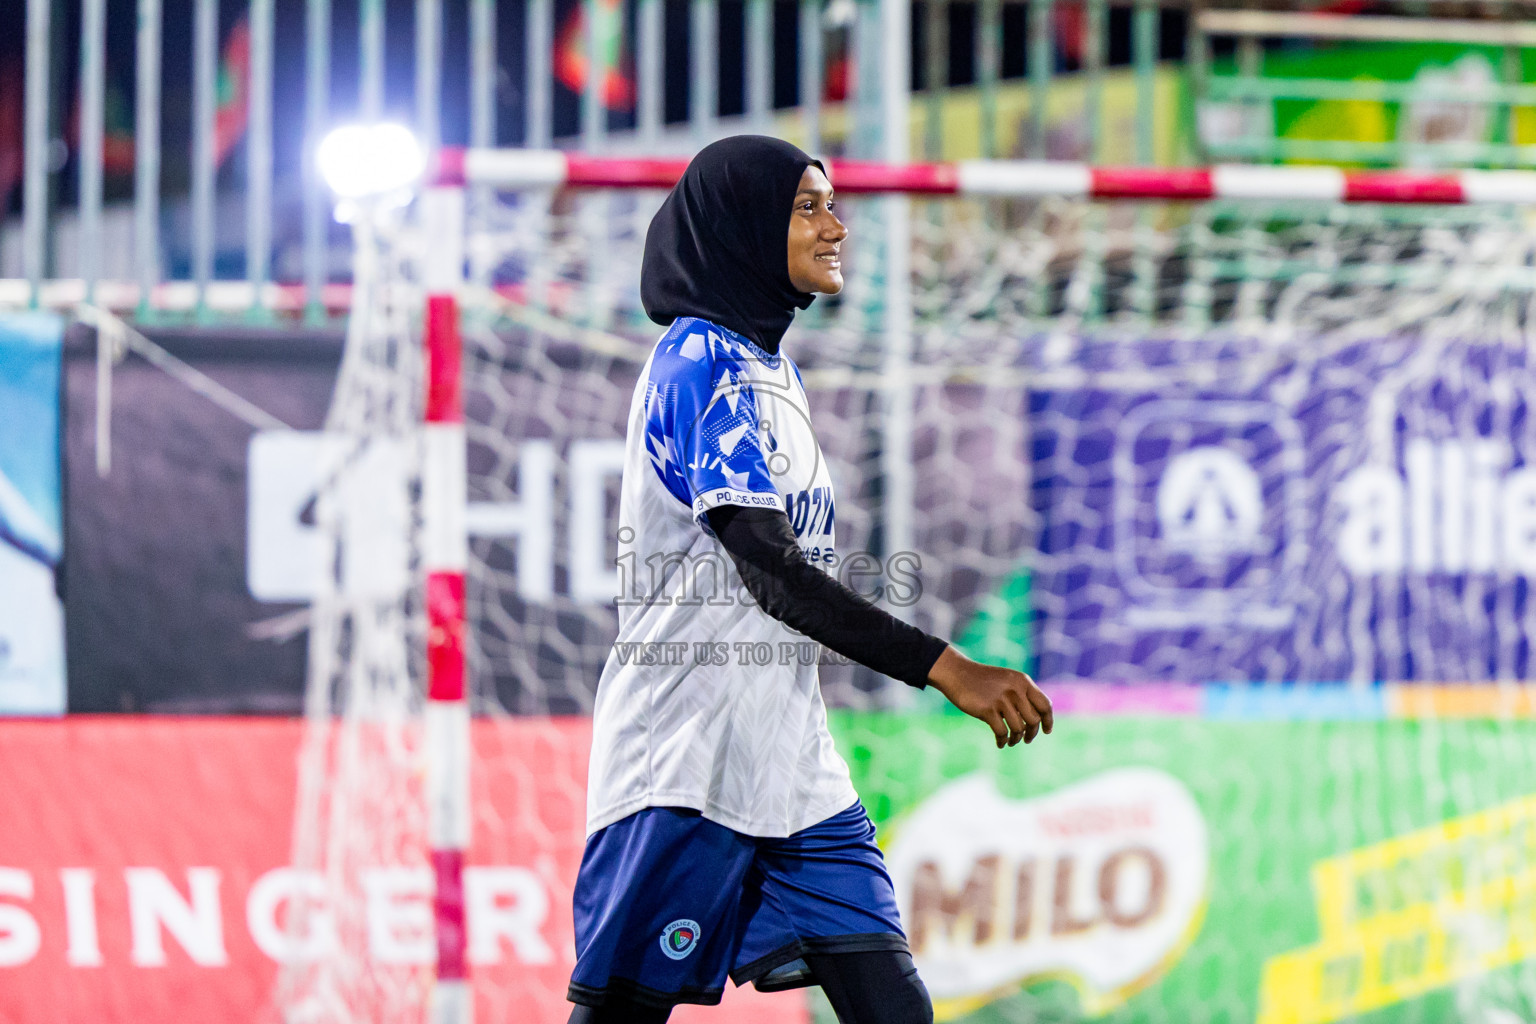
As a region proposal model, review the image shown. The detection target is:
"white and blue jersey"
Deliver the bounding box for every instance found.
[587,316,857,839]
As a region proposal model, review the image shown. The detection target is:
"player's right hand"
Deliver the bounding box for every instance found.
[926,646,1053,749]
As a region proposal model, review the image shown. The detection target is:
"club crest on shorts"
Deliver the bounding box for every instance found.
[660,919,702,960]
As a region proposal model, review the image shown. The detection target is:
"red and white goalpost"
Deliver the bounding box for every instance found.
[421,185,472,1024]
[432,147,1536,205]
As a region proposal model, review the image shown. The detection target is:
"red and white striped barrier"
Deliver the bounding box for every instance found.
[433,147,1536,205]
[420,187,471,1024]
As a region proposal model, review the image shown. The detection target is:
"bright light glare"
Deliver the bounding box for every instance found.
[316,123,425,199]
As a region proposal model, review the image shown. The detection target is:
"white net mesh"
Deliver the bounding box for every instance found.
[277,207,432,1024]
[454,188,1536,712]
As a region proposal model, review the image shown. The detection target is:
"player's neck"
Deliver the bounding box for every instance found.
[686,316,784,362]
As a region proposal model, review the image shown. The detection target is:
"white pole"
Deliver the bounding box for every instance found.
[303,0,332,324]
[799,0,823,154]
[248,0,276,318]
[638,0,663,145]
[691,0,717,139]
[470,0,494,147]
[136,0,163,318]
[23,0,49,307]
[527,0,553,147]
[879,0,916,702]
[416,0,442,150]
[80,0,105,304]
[747,0,771,131]
[582,0,605,148]
[192,0,216,321]
[360,0,385,120]
[469,0,496,290]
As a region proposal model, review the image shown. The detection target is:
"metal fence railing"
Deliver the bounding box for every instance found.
[4,0,1536,323]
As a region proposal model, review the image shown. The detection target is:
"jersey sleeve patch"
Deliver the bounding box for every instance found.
[643,325,782,521]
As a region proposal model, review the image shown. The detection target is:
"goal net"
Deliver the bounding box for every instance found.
[277,204,433,1023]
[454,166,1536,710]
[281,153,1536,1024]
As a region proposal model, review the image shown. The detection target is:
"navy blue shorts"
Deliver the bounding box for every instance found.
[568,801,908,1009]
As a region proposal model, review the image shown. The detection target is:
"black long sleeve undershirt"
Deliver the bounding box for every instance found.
[704,505,950,689]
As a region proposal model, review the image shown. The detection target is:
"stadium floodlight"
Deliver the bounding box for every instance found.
[316,123,425,201]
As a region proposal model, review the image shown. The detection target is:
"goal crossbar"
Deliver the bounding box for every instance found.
[435,148,1536,205]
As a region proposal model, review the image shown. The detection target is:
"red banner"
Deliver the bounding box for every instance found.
[0,717,805,1023]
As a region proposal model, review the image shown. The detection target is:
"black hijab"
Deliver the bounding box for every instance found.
[641,135,822,355]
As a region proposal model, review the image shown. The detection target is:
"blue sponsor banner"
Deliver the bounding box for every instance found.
[1029,335,1536,684]
[0,313,65,714]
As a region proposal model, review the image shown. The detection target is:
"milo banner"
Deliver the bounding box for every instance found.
[0,313,65,715]
[834,688,1536,1024]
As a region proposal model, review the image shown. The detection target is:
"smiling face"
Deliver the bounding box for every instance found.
[786,165,848,295]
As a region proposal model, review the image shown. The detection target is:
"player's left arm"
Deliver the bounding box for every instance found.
[707,503,946,687]
[706,505,1053,748]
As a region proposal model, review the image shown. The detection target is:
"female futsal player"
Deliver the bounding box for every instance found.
[566,135,1053,1024]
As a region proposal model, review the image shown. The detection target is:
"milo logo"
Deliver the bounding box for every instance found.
[659,919,702,961]
[884,768,1209,1019]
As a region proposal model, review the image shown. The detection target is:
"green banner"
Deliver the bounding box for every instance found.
[831,712,1536,1024]
[1205,41,1536,164]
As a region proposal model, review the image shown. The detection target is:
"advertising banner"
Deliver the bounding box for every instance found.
[63,323,1536,711]
[61,327,342,713]
[3,703,1533,1022]
[1203,41,1536,163]
[0,313,65,715]
[832,692,1536,1024]
[0,716,800,1024]
[1028,333,1536,683]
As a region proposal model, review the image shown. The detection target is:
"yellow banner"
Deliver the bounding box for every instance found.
[1256,794,1536,1024]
